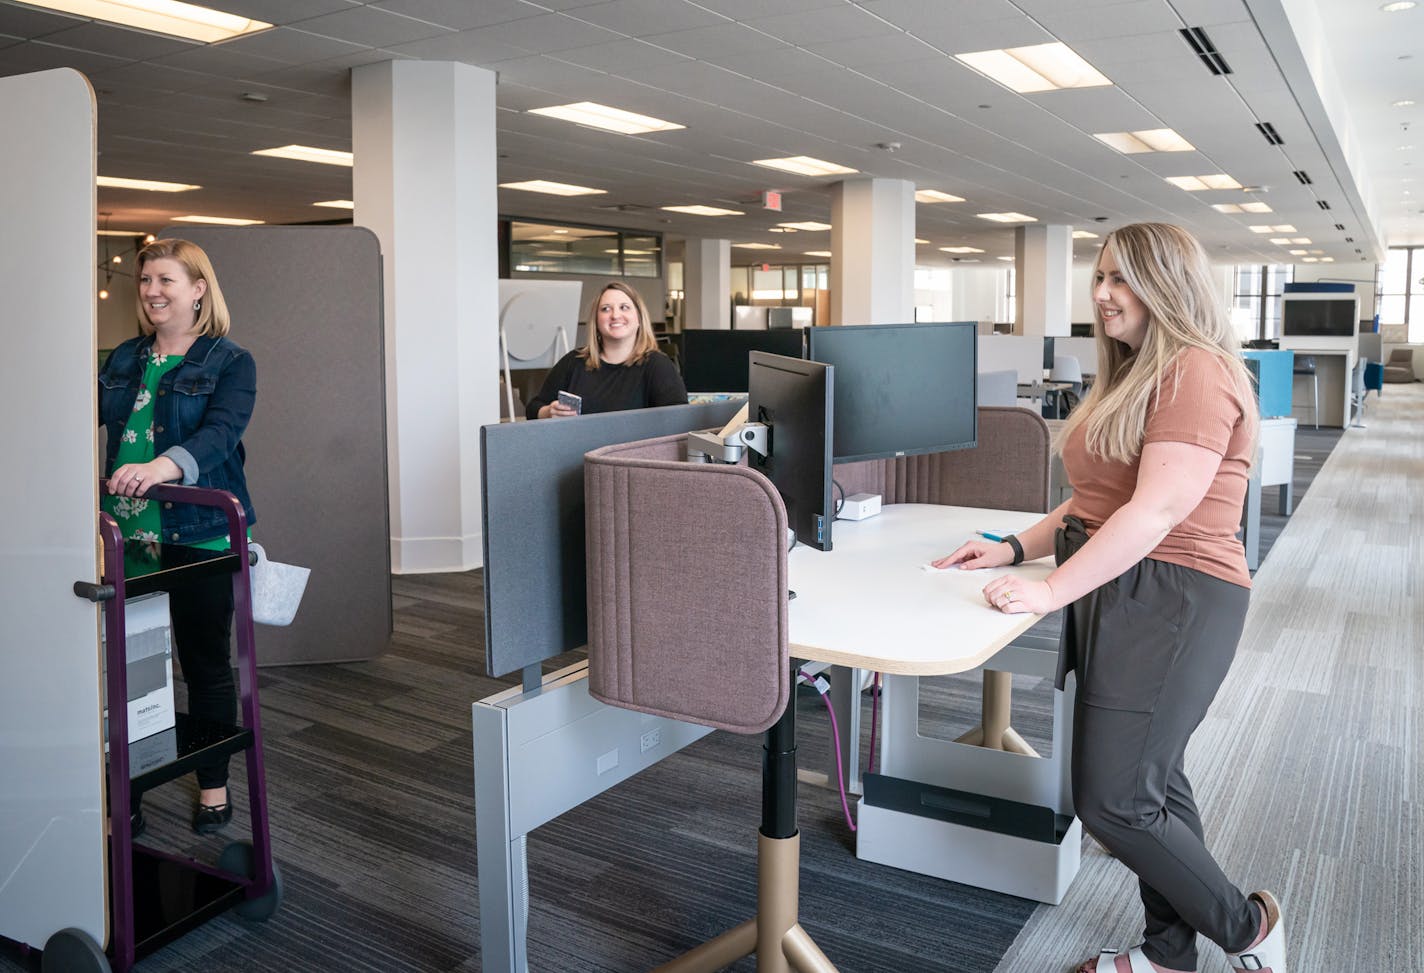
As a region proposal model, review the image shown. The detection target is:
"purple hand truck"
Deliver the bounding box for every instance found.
[49,484,282,973]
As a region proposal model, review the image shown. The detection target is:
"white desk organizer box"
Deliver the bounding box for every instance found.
[856,638,1080,905]
[102,590,176,743]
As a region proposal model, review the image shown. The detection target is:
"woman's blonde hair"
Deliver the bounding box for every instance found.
[1058,222,1256,465]
[579,281,658,369]
[134,238,231,338]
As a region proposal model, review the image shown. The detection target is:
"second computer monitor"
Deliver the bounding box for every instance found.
[748,352,834,552]
[1043,335,1056,372]
[808,321,977,463]
[681,329,805,393]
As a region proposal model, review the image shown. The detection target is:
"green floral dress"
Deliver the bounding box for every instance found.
[102,352,240,579]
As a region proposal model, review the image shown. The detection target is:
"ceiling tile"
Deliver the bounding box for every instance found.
[39,22,194,60]
[369,0,546,30]
[748,4,900,45]
[571,0,729,36]
[1169,0,1254,28]
[148,44,289,79]
[693,0,849,18]
[222,27,369,63]
[294,6,455,46]
[198,0,358,25]
[903,16,1054,54]
[0,38,126,76]
[385,29,533,62]
[1031,0,1180,43]
[463,13,627,54]
[644,22,789,60]
[855,0,1024,32]
[552,37,693,73]
[0,4,84,39]
[802,31,941,68]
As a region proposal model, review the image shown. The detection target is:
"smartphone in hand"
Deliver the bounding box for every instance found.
[557,390,583,415]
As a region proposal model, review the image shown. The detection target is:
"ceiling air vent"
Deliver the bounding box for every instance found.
[1317,200,1331,210]
[1256,122,1284,145]
[1180,27,1233,75]
[1293,170,1312,185]
[1334,223,1346,230]
[1345,236,1355,243]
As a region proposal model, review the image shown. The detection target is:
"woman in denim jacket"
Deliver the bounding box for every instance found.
[98,238,256,836]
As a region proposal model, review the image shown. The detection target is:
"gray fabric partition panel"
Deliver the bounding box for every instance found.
[163,226,391,665]
[481,400,742,678]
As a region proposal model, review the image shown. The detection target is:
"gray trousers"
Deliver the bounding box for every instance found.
[1057,518,1259,970]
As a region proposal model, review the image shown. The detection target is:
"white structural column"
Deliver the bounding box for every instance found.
[830,177,915,325]
[352,60,499,574]
[1015,224,1072,337]
[683,237,731,329]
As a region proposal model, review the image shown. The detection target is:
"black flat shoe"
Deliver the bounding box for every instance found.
[192,801,233,835]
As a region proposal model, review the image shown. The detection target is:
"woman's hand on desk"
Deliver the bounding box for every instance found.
[932,539,1014,571]
[981,576,1056,615]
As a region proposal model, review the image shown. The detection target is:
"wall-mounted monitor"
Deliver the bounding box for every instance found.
[1281,297,1358,338]
[808,321,978,463]
[748,352,834,552]
[681,328,805,392]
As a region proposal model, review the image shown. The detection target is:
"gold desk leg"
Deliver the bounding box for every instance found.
[954,671,1041,757]
[653,919,755,973]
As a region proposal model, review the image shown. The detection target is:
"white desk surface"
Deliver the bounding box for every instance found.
[788,504,1054,676]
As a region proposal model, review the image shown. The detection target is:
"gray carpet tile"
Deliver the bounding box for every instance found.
[1,411,1352,973]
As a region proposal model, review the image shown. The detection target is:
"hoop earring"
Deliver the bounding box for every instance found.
[193,299,202,312]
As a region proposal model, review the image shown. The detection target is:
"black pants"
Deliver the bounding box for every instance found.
[1057,518,1258,970]
[160,544,236,791]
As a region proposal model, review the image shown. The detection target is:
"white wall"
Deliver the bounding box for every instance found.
[949,266,1010,325]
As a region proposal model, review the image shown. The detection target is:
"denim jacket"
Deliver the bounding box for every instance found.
[99,333,257,544]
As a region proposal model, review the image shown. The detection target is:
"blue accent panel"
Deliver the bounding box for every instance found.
[1242,350,1295,417]
[1283,282,1354,293]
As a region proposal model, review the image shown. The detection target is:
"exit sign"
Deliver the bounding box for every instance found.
[761,190,782,211]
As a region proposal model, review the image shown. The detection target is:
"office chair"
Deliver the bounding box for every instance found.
[1383,348,1415,383]
[1048,355,1084,419]
[585,433,838,973]
[1364,360,1384,398]
[1349,358,1368,427]
[1293,354,1318,429]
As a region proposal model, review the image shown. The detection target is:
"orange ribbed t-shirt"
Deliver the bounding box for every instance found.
[1062,347,1257,589]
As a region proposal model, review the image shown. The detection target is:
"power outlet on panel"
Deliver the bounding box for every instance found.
[640,727,661,753]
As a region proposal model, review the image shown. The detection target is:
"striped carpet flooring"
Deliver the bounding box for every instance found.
[0,405,1368,973]
[994,382,1424,973]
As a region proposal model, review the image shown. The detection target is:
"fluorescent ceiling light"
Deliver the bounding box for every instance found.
[1250,224,1297,233]
[1302,257,1319,262]
[1270,238,1292,244]
[1072,230,1099,239]
[528,102,684,135]
[978,212,1036,223]
[21,0,270,43]
[1291,237,1312,243]
[940,246,985,253]
[805,250,833,257]
[313,199,355,209]
[172,214,263,226]
[1310,249,1325,254]
[1395,100,1417,108]
[97,229,149,237]
[752,156,857,177]
[732,243,781,250]
[915,238,930,244]
[915,190,966,203]
[1093,128,1195,153]
[1165,174,1242,191]
[604,249,656,255]
[252,145,353,167]
[955,42,1111,93]
[1380,1,1415,11]
[1321,257,1335,262]
[499,180,606,196]
[1212,204,1243,213]
[778,221,833,231]
[768,227,795,233]
[1240,201,1273,213]
[1288,249,1308,255]
[97,175,199,192]
[998,256,1015,261]
[662,204,743,216]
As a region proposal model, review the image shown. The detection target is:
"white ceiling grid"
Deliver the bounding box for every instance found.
[0,0,1409,261]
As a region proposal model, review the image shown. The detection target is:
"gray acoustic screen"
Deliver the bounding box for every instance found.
[163,226,390,665]
[481,401,742,678]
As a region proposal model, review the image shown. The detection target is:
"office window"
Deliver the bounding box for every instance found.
[1377,247,1423,342]
[1231,264,1294,339]
[732,261,828,324]
[507,221,661,277]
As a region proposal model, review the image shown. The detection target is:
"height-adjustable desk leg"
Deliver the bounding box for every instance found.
[955,671,1040,756]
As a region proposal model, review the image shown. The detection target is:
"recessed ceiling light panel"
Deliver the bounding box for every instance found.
[662,204,744,216]
[752,156,857,177]
[22,0,271,43]
[313,200,355,209]
[777,221,833,231]
[939,246,985,253]
[915,190,966,203]
[173,214,263,226]
[98,175,200,192]
[977,212,1037,222]
[956,42,1111,93]
[1093,128,1194,153]
[499,180,606,196]
[252,145,353,167]
[528,102,684,135]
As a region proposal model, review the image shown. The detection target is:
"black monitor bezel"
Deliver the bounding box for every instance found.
[747,351,834,552]
[680,328,806,393]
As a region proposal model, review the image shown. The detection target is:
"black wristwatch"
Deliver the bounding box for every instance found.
[1003,534,1025,566]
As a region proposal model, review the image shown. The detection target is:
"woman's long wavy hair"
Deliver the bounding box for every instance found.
[1058,222,1256,465]
[579,281,658,369]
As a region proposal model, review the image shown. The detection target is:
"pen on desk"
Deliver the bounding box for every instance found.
[977,530,1005,542]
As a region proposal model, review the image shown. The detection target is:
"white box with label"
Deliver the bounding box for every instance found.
[102,591,176,743]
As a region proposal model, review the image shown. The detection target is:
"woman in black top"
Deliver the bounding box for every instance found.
[527,281,686,419]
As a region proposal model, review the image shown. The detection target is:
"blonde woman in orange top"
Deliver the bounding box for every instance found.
[935,224,1286,973]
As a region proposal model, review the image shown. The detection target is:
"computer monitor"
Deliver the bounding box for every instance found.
[807,321,978,463]
[748,352,834,552]
[1070,323,1094,337]
[681,329,806,393]
[1042,336,1056,372]
[1281,297,1358,338]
